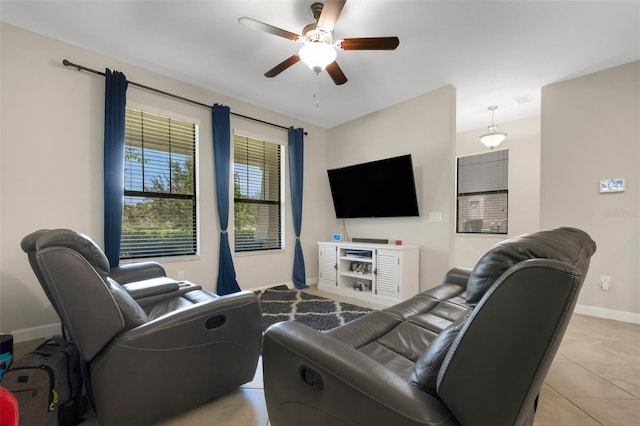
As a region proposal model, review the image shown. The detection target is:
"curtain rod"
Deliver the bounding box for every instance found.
[62,59,306,135]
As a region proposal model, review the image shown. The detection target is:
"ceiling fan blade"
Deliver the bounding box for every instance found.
[238,17,300,41]
[340,37,400,50]
[317,0,346,32]
[326,61,347,85]
[265,54,301,78]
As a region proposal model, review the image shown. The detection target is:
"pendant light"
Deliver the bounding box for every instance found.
[479,105,507,150]
[299,42,337,74]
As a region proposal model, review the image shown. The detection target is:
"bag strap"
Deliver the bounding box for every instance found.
[31,335,70,357]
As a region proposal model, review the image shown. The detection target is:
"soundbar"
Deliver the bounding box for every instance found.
[351,238,389,244]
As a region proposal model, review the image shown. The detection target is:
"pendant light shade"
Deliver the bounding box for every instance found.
[299,42,337,74]
[479,106,507,150]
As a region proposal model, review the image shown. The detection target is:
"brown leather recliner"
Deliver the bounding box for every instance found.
[262,227,596,426]
[22,229,262,426]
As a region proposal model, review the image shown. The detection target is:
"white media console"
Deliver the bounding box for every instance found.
[318,241,420,306]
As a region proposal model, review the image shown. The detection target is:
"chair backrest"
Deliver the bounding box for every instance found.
[31,229,130,361]
[21,229,60,316]
[436,227,596,426]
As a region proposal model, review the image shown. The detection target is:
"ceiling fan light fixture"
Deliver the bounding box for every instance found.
[479,106,507,150]
[239,0,398,84]
[299,42,337,74]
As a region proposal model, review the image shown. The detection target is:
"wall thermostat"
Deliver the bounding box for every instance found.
[332,233,342,241]
[599,178,625,193]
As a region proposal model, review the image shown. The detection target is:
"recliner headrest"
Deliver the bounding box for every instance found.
[466,227,596,305]
[36,229,111,279]
[20,229,52,254]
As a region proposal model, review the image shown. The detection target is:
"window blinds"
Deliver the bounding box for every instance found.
[233,135,282,252]
[456,150,508,234]
[121,107,198,259]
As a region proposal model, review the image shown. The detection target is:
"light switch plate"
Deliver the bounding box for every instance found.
[428,212,443,222]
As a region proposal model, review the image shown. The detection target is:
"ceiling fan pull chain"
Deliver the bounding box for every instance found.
[313,73,320,108]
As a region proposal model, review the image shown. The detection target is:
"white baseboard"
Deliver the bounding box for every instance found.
[574,304,640,324]
[11,322,62,343]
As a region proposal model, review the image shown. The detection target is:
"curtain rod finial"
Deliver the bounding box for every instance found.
[62,59,82,72]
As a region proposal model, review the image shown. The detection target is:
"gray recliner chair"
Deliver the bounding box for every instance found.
[21,229,170,325]
[262,227,596,426]
[23,229,262,426]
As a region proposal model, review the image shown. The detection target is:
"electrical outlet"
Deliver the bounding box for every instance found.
[177,271,185,281]
[600,275,611,291]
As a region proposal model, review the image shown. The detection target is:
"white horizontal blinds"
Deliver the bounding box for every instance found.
[456,150,508,234]
[233,135,282,252]
[121,107,197,259]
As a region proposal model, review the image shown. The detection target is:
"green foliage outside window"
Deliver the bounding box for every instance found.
[233,135,282,252]
[121,108,197,259]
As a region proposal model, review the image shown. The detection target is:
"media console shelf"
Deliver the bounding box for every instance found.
[318,241,419,306]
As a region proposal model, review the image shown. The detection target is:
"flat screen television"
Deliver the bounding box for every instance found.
[327,154,420,219]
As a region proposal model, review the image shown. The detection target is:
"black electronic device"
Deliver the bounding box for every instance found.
[327,154,420,219]
[351,238,389,245]
[352,282,372,292]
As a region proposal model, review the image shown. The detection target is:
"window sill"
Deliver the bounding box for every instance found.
[234,249,286,257]
[455,233,508,238]
[119,254,201,264]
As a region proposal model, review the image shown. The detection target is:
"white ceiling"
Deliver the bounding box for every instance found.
[2,0,639,132]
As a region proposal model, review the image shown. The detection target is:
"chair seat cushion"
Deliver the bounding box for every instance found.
[325,284,468,379]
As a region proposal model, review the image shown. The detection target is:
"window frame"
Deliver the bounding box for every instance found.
[232,132,285,254]
[120,105,200,260]
[456,149,509,235]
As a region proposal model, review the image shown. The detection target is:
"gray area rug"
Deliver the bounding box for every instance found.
[256,285,374,332]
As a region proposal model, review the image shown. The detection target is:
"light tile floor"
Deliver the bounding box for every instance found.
[13,287,640,425]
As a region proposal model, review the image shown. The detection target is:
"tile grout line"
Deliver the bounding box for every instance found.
[577,362,640,400]
[544,381,605,426]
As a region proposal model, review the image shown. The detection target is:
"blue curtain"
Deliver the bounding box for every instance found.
[103,69,128,267]
[288,127,308,289]
[212,104,240,295]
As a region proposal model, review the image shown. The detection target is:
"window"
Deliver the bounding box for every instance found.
[456,150,508,234]
[233,134,283,252]
[121,107,198,259]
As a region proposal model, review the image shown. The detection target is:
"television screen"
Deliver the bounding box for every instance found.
[327,154,420,218]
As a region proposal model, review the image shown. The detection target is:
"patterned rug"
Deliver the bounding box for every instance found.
[256,285,375,332]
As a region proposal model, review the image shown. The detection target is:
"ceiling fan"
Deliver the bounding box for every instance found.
[238,0,399,85]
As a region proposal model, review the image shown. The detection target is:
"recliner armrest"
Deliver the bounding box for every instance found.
[116,290,261,346]
[131,282,204,308]
[442,267,472,288]
[109,262,166,284]
[262,321,457,426]
[121,277,181,299]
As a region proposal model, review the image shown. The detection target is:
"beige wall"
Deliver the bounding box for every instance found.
[3,22,636,340]
[0,23,329,339]
[326,86,457,291]
[1,23,457,339]
[541,60,640,321]
[454,115,541,267]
